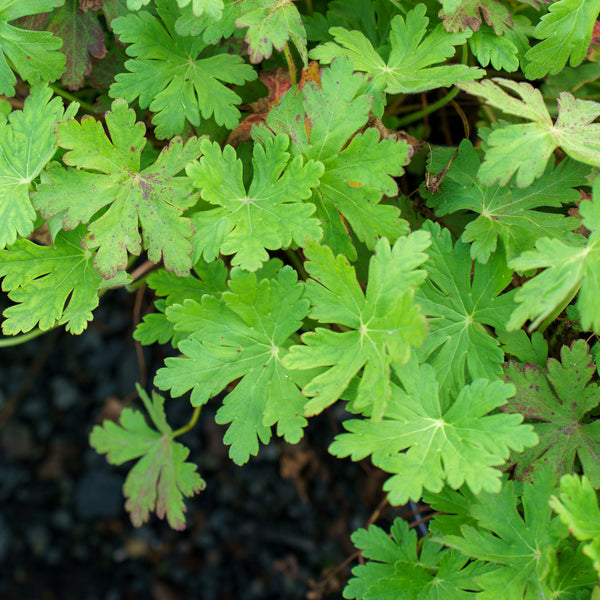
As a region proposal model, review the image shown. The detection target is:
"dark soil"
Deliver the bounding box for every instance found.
[0,289,428,600]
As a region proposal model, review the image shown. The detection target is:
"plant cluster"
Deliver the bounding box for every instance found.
[2,0,600,597]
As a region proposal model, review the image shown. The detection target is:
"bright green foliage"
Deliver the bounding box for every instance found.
[344,517,489,599]
[90,384,205,530]
[0,0,66,96]
[0,228,129,335]
[330,359,536,505]
[425,140,588,264]
[310,4,484,95]
[110,0,257,138]
[187,135,323,272]
[525,0,600,79]
[256,57,410,260]
[458,78,600,187]
[415,221,516,397]
[503,340,600,487]
[45,0,106,90]
[550,474,600,577]
[283,233,431,421]
[497,329,548,367]
[507,191,600,333]
[154,266,310,464]
[0,86,77,249]
[32,98,202,279]
[128,0,223,13]
[437,470,598,599]
[134,258,228,347]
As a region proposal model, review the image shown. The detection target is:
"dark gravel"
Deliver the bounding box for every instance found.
[0,289,424,600]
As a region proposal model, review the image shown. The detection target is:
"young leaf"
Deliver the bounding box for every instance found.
[0,228,129,335]
[255,57,410,260]
[90,384,205,530]
[32,98,203,279]
[525,0,600,79]
[154,266,310,465]
[415,221,516,397]
[310,4,484,95]
[331,360,536,504]
[507,191,600,333]
[458,78,600,187]
[110,0,257,138]
[424,140,588,264]
[283,232,431,421]
[503,340,600,487]
[186,135,323,272]
[0,0,66,96]
[0,85,77,250]
[550,474,600,577]
[344,517,489,599]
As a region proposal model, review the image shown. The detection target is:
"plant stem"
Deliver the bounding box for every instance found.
[172,405,201,438]
[283,43,297,85]
[536,286,580,335]
[50,84,97,114]
[395,86,461,128]
[285,248,307,279]
[304,0,313,16]
[0,326,57,347]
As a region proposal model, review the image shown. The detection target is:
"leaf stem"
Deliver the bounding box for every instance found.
[536,286,580,335]
[283,43,298,86]
[285,248,307,280]
[0,325,58,347]
[304,0,313,16]
[49,84,96,114]
[394,86,461,128]
[172,405,201,438]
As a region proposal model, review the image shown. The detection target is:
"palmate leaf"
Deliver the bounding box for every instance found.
[154,266,310,465]
[0,0,66,96]
[254,57,410,260]
[415,221,516,398]
[458,78,600,187]
[0,85,77,249]
[186,135,323,272]
[32,98,202,279]
[525,0,600,79]
[503,340,600,487]
[436,469,598,600]
[90,384,205,530]
[0,227,129,334]
[424,140,588,264]
[331,359,536,504]
[507,186,600,333]
[282,233,431,421]
[127,0,223,14]
[110,0,257,138]
[310,4,483,96]
[344,517,489,599]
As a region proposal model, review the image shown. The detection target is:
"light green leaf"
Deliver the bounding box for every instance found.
[283,232,431,421]
[458,78,600,187]
[187,134,323,272]
[90,384,205,530]
[33,98,202,279]
[0,85,77,249]
[310,4,483,95]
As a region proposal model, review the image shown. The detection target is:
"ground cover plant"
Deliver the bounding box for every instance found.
[1,0,600,597]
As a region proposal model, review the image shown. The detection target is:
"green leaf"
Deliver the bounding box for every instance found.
[438,0,514,35]
[525,0,600,79]
[45,0,106,90]
[550,474,600,577]
[0,0,66,96]
[110,0,257,138]
[256,57,410,260]
[0,227,129,334]
[0,85,77,249]
[344,517,489,599]
[424,140,588,264]
[503,340,600,487]
[187,135,323,272]
[283,232,431,421]
[134,257,228,347]
[415,221,516,397]
[32,98,202,279]
[154,266,310,465]
[497,329,548,366]
[90,384,205,530]
[458,78,600,187]
[310,4,484,95]
[331,360,536,504]
[507,190,600,333]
